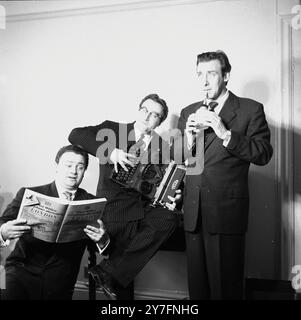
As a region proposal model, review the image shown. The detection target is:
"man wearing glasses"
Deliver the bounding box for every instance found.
[68,94,180,300]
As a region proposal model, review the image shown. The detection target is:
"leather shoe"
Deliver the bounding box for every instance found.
[88,264,117,300]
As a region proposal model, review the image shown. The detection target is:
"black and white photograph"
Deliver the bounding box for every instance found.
[0,0,300,311]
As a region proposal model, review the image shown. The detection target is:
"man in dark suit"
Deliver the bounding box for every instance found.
[0,145,108,300]
[68,93,179,300]
[176,51,273,299]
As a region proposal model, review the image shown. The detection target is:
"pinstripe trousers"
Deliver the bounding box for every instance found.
[100,205,178,288]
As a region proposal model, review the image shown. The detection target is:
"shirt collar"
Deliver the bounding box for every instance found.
[215,89,229,106]
[55,181,77,200]
[205,89,229,115]
[133,123,152,147]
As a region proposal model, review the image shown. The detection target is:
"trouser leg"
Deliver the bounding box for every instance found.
[185,229,210,300]
[102,207,178,287]
[185,224,245,300]
[114,280,134,300]
[203,231,245,300]
[2,266,41,300]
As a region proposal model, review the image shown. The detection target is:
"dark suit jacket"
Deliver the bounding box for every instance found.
[177,91,273,234]
[0,182,96,294]
[69,120,170,223]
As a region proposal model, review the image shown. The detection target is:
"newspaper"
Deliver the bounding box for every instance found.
[17,189,107,243]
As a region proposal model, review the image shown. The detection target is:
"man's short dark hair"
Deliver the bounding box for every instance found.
[139,93,169,124]
[55,145,89,169]
[197,50,232,77]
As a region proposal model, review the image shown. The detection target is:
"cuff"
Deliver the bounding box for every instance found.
[96,233,110,255]
[222,130,232,147]
[185,130,195,150]
[0,224,10,247]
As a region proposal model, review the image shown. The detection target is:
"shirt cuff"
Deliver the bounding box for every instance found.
[96,234,110,255]
[109,148,118,163]
[185,130,195,150]
[0,224,10,247]
[222,130,232,147]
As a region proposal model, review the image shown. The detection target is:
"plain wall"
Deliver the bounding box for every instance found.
[0,0,288,291]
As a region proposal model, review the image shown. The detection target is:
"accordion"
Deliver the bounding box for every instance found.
[110,160,186,207]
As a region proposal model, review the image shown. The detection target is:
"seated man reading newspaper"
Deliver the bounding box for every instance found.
[0,145,109,300]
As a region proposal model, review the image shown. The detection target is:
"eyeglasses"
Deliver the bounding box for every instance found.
[139,107,162,121]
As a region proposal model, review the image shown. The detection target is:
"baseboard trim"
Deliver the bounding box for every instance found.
[74,281,189,300]
[134,287,188,300]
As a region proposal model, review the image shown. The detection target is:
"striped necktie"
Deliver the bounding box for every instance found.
[204,102,218,147]
[63,191,73,201]
[208,101,218,112]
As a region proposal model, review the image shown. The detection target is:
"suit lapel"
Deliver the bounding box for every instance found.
[51,181,86,201]
[127,122,136,142]
[218,91,239,127]
[116,122,135,151]
[49,181,59,197]
[74,188,86,200]
[149,131,162,163]
[191,101,207,115]
[191,100,214,151]
[204,130,216,151]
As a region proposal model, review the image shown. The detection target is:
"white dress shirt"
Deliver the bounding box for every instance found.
[204,89,229,116]
[55,182,77,201]
[205,90,232,146]
[186,90,231,150]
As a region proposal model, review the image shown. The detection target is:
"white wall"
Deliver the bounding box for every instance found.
[0,0,293,280]
[0,0,277,190]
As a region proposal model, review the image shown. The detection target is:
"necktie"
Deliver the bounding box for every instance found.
[208,101,218,112]
[204,101,218,147]
[63,191,73,201]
